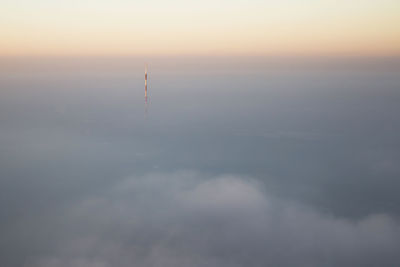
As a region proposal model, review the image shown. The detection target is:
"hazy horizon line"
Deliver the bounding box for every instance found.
[1,53,400,59]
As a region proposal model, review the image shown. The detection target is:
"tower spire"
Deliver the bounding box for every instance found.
[145,64,148,118]
[145,64,148,98]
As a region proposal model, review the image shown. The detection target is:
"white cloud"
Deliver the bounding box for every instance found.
[29,171,400,267]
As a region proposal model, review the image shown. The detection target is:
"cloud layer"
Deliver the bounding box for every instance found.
[27,171,400,267]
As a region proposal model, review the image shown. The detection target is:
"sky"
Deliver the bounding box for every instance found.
[1,0,400,56]
[1,2,400,266]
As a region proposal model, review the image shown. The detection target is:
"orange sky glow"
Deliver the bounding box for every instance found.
[1,0,399,56]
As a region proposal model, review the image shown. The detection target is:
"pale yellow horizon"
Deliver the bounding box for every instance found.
[1,0,400,57]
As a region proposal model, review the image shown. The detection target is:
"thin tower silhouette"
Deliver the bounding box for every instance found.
[145,64,148,117]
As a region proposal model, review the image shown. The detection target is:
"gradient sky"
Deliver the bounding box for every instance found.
[1,0,400,56]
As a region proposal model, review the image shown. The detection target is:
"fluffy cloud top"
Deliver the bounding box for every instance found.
[29,171,400,267]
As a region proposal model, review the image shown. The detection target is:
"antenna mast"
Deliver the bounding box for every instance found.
[145,64,148,98]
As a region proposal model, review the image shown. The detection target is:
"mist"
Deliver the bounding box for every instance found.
[1,57,400,266]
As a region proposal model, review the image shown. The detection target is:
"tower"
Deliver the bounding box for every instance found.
[145,64,148,98]
[145,64,148,118]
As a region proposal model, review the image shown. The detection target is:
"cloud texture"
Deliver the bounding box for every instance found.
[27,171,400,267]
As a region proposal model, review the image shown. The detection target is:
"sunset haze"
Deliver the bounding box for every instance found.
[1,0,400,56]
